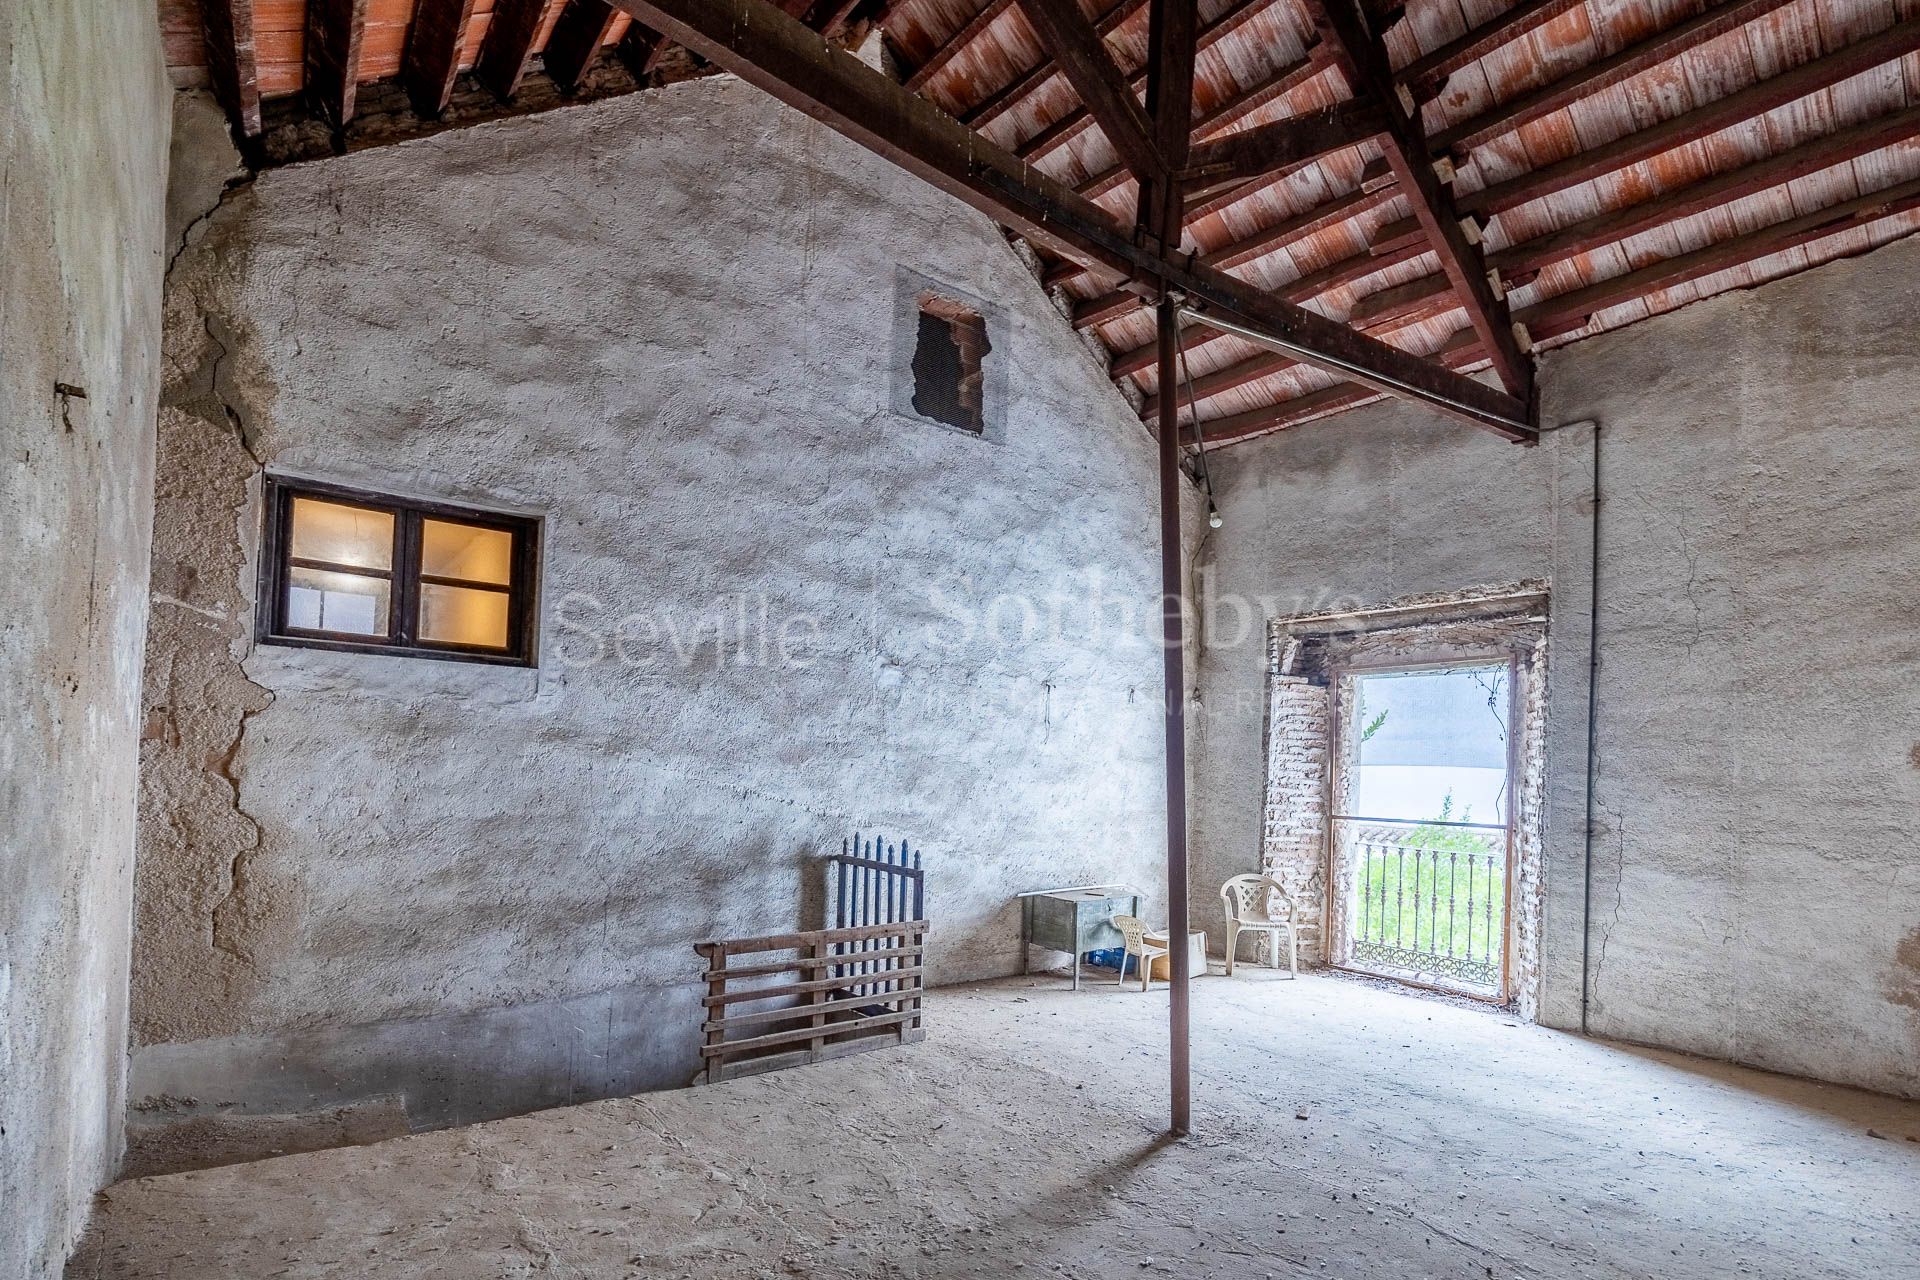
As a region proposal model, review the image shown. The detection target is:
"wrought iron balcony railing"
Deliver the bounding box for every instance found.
[1334,817,1507,994]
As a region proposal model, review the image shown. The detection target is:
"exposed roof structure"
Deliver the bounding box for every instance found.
[167,0,1920,449]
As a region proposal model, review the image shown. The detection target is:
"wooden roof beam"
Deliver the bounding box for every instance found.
[1516,173,1920,344]
[962,0,1148,134]
[1012,0,1166,184]
[608,0,1532,437]
[1309,0,1532,400]
[1069,181,1398,326]
[1143,291,1449,422]
[1191,173,1920,449]
[402,0,478,117]
[476,0,552,101]
[1339,99,1920,332]
[1183,100,1387,194]
[1048,174,1392,292]
[1139,0,1201,242]
[545,0,624,92]
[1462,17,1920,217]
[200,0,263,136]
[304,0,371,128]
[1191,334,1485,447]
[1108,236,1429,375]
[1075,47,1332,203]
[619,21,673,79]
[1013,0,1280,164]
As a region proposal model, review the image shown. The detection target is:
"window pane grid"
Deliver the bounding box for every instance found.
[261,479,536,667]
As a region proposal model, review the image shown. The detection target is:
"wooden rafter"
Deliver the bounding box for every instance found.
[962,0,1147,133]
[1201,169,1920,449]
[1342,100,1920,335]
[1138,0,1199,241]
[402,0,479,117]
[1014,0,1278,164]
[1309,0,1532,400]
[1112,237,1429,377]
[1183,101,1387,193]
[200,0,263,136]
[1398,0,1586,102]
[1134,238,1430,395]
[620,21,673,78]
[1012,0,1166,183]
[1516,173,1920,344]
[1156,98,1920,420]
[903,0,1019,93]
[1046,45,1338,292]
[1430,0,1801,160]
[606,0,1533,437]
[305,0,371,128]
[1460,17,1920,217]
[546,0,624,91]
[476,0,553,101]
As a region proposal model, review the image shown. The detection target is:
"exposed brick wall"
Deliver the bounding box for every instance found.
[1254,634,1331,966]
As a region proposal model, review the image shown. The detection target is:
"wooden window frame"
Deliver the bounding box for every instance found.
[257,476,541,667]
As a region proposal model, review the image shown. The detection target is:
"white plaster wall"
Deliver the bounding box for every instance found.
[132,78,1189,1167]
[1194,236,1920,1099]
[0,1,170,1272]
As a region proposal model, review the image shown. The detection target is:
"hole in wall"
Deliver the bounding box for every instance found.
[911,293,991,436]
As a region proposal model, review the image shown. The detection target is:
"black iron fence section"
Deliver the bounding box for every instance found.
[1334,816,1506,993]
[829,833,925,999]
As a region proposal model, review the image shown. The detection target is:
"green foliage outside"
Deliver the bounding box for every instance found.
[1354,792,1505,972]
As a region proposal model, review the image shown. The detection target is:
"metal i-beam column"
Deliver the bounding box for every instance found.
[1156,295,1192,1138]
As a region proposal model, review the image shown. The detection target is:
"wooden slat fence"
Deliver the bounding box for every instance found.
[694,919,928,1085]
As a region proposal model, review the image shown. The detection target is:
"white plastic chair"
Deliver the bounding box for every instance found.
[1221,874,1299,978]
[1111,914,1168,993]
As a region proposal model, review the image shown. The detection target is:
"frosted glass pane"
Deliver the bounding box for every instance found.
[288,567,390,636]
[420,583,509,649]
[421,519,513,585]
[290,497,393,570]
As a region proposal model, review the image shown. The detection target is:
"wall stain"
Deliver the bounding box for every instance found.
[1887,927,1920,1014]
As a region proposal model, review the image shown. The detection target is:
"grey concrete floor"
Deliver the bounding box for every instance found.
[70,969,1920,1279]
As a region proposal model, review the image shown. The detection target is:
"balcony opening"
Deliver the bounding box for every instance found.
[1333,663,1515,1000]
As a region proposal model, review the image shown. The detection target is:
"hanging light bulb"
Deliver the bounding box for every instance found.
[1207,501,1223,529]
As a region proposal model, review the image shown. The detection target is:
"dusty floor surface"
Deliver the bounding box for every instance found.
[70,970,1920,1279]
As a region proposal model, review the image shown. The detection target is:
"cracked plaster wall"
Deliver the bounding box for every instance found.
[1193,236,1920,1100]
[131,83,1192,1171]
[0,0,170,1272]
